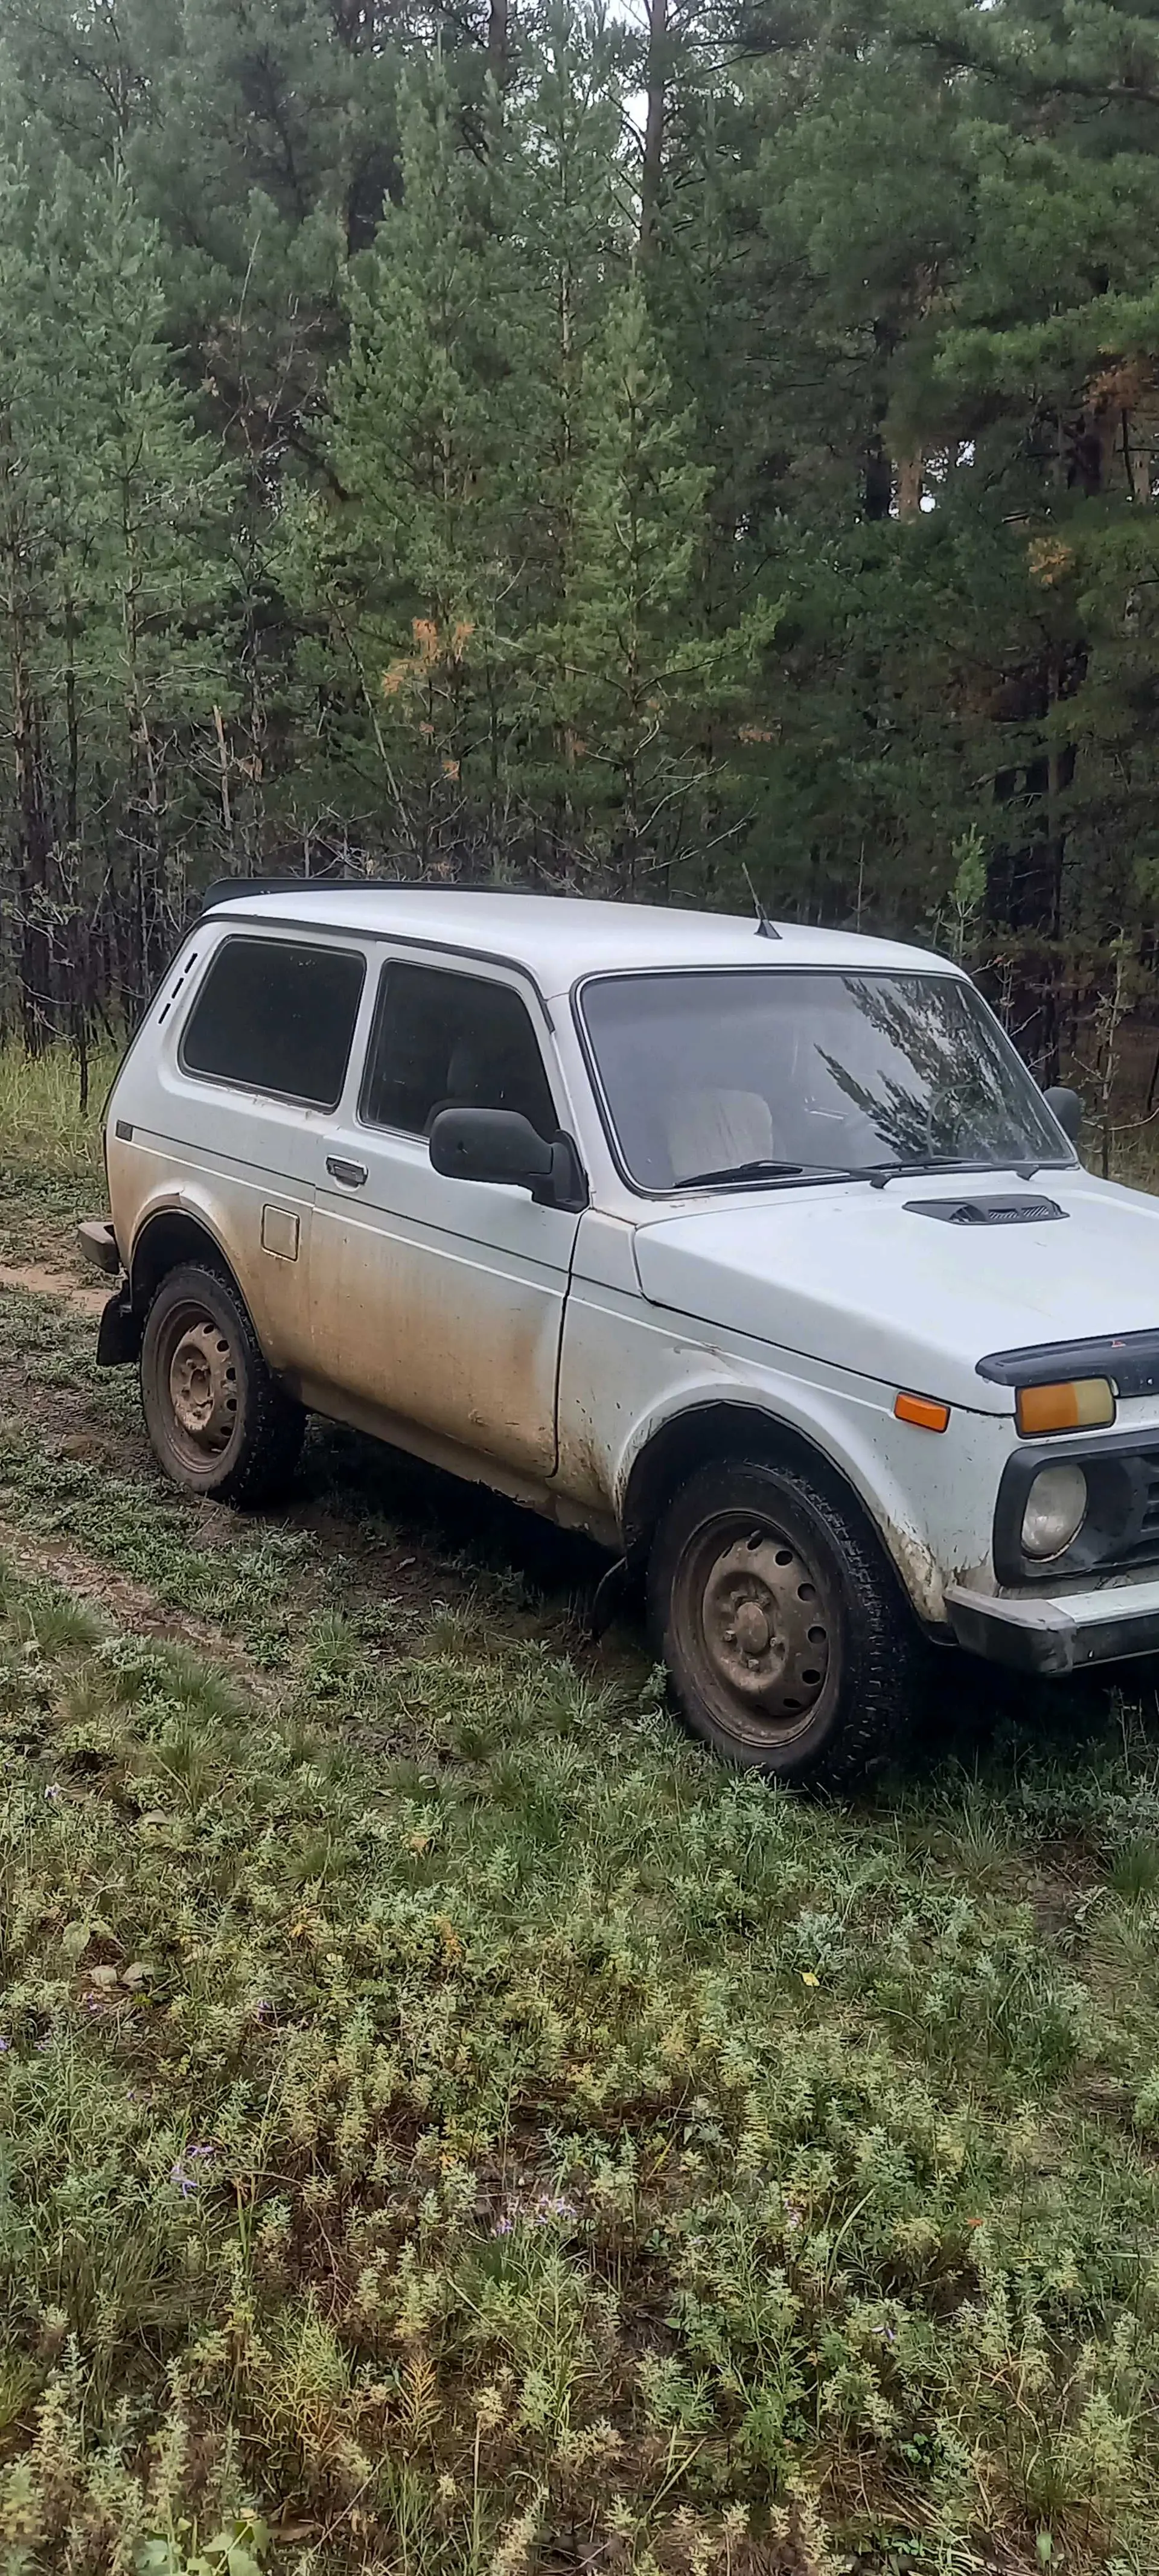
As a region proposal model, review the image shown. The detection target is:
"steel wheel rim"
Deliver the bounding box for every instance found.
[154,1299,242,1472]
[672,1510,837,1748]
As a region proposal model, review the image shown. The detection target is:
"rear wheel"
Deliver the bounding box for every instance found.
[140,1262,304,1506]
[647,1455,922,1786]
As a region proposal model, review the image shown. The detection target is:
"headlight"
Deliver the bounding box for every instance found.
[1020,1462,1088,1560]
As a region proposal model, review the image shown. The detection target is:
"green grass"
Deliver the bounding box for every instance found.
[0,1038,118,1181]
[0,1037,120,1268]
[7,1550,1159,2575]
[4,1048,1159,2571]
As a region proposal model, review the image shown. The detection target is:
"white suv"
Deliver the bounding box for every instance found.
[80,883,1159,1784]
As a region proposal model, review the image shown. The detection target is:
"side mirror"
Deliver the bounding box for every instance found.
[1042,1084,1083,1145]
[429,1107,587,1210]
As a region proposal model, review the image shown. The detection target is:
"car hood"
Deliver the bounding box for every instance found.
[631,1169,1159,1411]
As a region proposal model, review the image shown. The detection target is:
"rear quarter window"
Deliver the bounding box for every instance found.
[180,937,366,1110]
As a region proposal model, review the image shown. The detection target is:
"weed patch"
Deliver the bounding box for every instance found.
[2,1546,1159,2569]
[4,1067,1159,2569]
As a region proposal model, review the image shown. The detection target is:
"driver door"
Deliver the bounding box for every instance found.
[311,956,581,1478]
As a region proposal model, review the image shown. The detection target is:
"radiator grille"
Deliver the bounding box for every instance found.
[1120,1448,1159,1567]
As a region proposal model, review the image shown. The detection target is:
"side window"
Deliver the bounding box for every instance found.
[181,938,366,1110]
[361,962,558,1141]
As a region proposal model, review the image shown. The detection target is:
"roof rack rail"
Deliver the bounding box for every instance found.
[199,875,522,914]
[200,874,404,913]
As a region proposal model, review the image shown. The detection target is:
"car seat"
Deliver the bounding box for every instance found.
[666,1087,777,1184]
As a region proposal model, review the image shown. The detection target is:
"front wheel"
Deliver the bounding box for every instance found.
[647,1456,923,1786]
[140,1262,304,1506]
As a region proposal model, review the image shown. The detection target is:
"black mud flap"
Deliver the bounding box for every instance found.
[591,1555,631,1640]
[96,1286,141,1367]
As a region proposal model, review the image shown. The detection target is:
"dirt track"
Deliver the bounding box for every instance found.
[0,1260,107,1318]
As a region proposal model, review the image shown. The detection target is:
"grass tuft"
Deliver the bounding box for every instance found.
[1108,1835,1159,1901]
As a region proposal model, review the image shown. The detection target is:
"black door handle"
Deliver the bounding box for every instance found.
[326,1155,368,1189]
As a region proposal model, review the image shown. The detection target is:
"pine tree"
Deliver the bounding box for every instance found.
[544,277,771,891]
[520,2,630,585]
[66,162,240,990]
[0,144,238,1041]
[281,56,548,869]
[0,149,67,1046]
[921,0,1159,1057]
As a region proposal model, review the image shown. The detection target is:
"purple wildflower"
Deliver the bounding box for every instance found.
[493,2188,577,2237]
[171,2147,214,2198]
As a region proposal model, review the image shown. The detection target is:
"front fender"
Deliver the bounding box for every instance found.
[609,1356,1011,1626]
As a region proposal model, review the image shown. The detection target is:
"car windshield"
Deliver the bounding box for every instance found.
[579,967,1072,1192]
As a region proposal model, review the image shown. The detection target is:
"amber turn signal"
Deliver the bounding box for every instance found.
[1015,1378,1116,1436]
[894,1391,951,1433]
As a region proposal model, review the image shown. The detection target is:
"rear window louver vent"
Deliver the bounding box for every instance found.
[904,1195,1067,1227]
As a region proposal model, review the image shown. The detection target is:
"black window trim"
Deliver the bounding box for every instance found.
[355,952,564,1145]
[104,916,561,1139]
[570,962,1076,1203]
[176,929,369,1113]
[183,913,558,1029]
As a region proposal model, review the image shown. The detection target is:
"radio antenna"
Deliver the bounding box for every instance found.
[742,864,781,941]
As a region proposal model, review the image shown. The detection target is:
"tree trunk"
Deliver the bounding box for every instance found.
[863,441,892,518]
[639,0,667,258]
[896,450,924,517]
[863,321,897,518]
[487,0,509,87]
[11,644,55,1053]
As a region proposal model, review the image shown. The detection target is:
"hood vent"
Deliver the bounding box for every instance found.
[905,1194,1067,1227]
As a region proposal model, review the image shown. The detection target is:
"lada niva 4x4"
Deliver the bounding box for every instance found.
[79,886,1159,1783]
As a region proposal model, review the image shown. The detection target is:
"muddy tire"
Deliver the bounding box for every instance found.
[647,1455,923,1787]
[140,1262,304,1506]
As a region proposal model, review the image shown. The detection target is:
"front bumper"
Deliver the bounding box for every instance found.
[946,1576,1159,1676]
[77,1217,121,1276]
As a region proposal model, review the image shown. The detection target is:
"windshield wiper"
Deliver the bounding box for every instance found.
[677,1157,811,1189]
[675,1152,1065,1194]
[680,1155,975,1192]
[862,1158,943,1190]
[860,1157,1056,1190]
[677,1156,955,1191]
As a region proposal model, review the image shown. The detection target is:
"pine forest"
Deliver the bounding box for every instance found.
[1,0,1158,1105]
